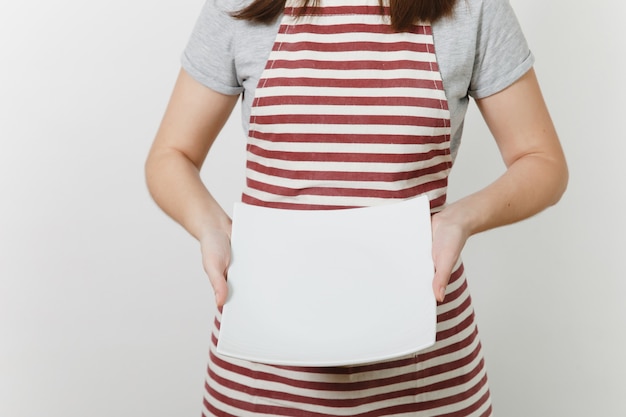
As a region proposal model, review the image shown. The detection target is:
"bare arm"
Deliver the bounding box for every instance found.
[145,68,239,306]
[431,68,569,301]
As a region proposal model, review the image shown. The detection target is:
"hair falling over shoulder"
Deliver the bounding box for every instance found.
[232,0,457,31]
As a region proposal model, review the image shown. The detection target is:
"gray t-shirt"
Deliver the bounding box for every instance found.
[182,0,534,160]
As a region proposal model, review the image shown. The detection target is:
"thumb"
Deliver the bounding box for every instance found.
[432,254,454,303]
[205,265,229,307]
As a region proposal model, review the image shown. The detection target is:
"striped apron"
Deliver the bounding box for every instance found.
[202,0,492,415]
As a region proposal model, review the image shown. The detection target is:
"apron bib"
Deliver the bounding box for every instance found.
[242,0,452,212]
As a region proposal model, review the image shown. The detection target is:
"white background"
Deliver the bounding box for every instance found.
[1,0,624,416]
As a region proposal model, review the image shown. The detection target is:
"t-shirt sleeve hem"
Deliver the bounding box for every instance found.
[469,51,535,99]
[181,52,244,96]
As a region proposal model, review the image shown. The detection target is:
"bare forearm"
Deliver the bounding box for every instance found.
[441,152,568,237]
[145,149,231,241]
[430,151,567,301]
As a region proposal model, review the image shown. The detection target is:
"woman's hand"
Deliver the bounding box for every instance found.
[200,228,232,308]
[431,207,470,303]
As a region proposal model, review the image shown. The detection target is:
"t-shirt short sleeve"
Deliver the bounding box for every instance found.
[469,0,534,99]
[181,0,243,95]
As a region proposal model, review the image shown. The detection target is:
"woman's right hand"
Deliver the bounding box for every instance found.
[200,228,232,308]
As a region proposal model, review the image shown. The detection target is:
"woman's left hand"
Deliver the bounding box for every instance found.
[430,208,470,303]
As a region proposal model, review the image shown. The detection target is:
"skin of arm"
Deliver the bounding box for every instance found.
[145,69,239,307]
[430,68,569,302]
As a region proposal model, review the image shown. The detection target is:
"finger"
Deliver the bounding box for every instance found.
[432,256,454,303]
[205,266,229,307]
[432,270,449,303]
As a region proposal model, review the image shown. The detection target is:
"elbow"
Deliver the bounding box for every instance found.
[144,152,154,193]
[548,156,569,207]
[144,149,162,202]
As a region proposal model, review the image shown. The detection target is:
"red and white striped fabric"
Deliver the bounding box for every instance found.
[242,0,452,211]
[203,0,492,415]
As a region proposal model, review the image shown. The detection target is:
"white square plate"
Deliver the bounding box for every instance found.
[217,194,436,366]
